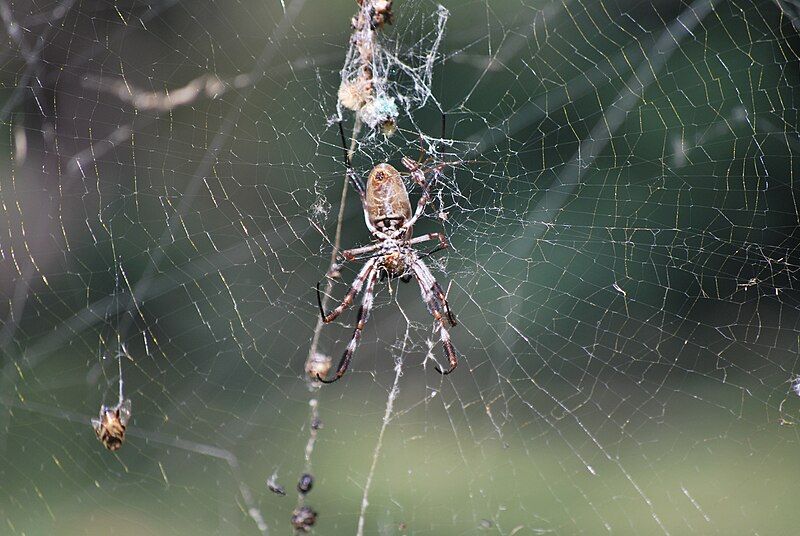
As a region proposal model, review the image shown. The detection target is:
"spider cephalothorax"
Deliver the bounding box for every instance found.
[315,134,459,384]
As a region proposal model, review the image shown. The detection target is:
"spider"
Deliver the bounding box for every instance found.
[92,398,131,451]
[314,122,459,384]
[92,349,132,451]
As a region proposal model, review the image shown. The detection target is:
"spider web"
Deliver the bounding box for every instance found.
[2,0,800,534]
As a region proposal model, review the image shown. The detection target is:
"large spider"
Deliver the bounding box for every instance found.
[314,124,459,384]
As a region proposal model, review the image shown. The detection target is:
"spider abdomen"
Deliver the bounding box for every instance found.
[365,163,411,233]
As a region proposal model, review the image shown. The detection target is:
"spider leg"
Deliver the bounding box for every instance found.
[340,242,382,262]
[432,280,457,327]
[414,112,447,165]
[406,233,454,323]
[418,244,446,261]
[325,242,382,279]
[434,324,458,375]
[411,259,459,374]
[400,160,435,229]
[399,116,454,234]
[415,132,427,165]
[318,268,379,383]
[317,258,377,323]
[406,232,447,248]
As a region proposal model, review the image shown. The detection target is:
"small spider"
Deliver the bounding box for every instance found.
[92,398,131,451]
[315,123,458,383]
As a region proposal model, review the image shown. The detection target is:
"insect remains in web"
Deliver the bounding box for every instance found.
[297,473,314,494]
[92,348,132,451]
[791,375,800,397]
[291,505,317,532]
[267,473,287,496]
[305,351,333,382]
[314,118,460,383]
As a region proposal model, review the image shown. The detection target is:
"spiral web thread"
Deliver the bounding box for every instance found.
[1,0,800,534]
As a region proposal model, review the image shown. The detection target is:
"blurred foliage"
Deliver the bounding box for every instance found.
[1,0,800,534]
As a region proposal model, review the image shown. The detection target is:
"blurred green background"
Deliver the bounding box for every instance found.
[2,0,800,534]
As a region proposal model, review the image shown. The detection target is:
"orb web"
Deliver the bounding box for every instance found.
[1,0,799,534]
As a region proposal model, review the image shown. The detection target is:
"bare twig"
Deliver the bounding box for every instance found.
[304,117,361,382]
[83,72,251,112]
